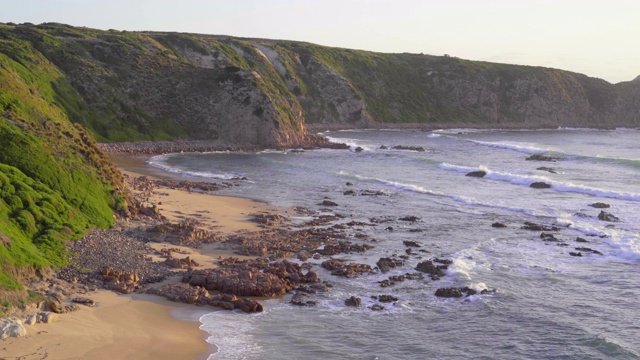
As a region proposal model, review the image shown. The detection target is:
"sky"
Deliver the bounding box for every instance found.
[1,0,638,83]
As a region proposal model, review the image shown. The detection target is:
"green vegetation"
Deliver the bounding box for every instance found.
[1,23,128,292]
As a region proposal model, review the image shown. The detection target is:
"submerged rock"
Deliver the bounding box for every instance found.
[598,211,620,222]
[491,222,507,228]
[530,182,552,189]
[466,170,487,178]
[536,167,557,173]
[526,154,559,162]
[434,287,477,298]
[345,296,362,307]
[589,202,611,209]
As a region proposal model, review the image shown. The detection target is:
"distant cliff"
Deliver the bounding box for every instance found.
[3,23,638,148]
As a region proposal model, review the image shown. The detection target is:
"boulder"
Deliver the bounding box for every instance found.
[526,154,559,162]
[290,292,317,306]
[491,222,507,228]
[536,167,557,173]
[530,182,552,189]
[370,304,385,311]
[376,257,404,273]
[373,295,398,303]
[0,318,27,339]
[399,216,420,222]
[345,296,362,307]
[24,314,37,326]
[354,147,364,152]
[415,260,446,280]
[72,297,96,307]
[598,211,620,222]
[319,200,339,207]
[434,287,477,298]
[589,202,610,209]
[403,240,421,247]
[466,170,487,178]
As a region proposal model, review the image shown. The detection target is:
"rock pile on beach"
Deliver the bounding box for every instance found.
[182,259,319,297]
[145,283,264,313]
[58,229,173,287]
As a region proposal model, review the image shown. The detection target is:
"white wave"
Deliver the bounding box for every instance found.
[201,310,265,360]
[427,133,441,138]
[147,157,242,180]
[440,163,640,202]
[448,257,475,280]
[469,140,548,154]
[323,136,376,152]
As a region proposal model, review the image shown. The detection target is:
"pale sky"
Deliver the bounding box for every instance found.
[1,0,638,83]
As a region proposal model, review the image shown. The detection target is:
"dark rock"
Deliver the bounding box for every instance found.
[354,147,364,152]
[522,222,561,231]
[466,170,487,178]
[399,216,420,222]
[589,202,610,209]
[526,154,559,162]
[385,226,394,231]
[290,292,317,306]
[71,297,95,307]
[343,190,356,196]
[530,182,552,189]
[540,233,560,242]
[379,145,388,149]
[319,200,339,207]
[345,296,362,307]
[415,260,445,279]
[569,252,583,257]
[598,211,619,222]
[372,295,398,303]
[376,257,404,273]
[370,304,385,311]
[345,182,354,186]
[432,258,452,265]
[575,237,588,243]
[391,145,426,152]
[434,286,477,298]
[575,247,603,255]
[536,167,557,173]
[403,240,421,247]
[491,222,507,228]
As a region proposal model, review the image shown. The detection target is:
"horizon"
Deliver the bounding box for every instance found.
[1,0,638,84]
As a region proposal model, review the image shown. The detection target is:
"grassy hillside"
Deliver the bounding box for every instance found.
[0,23,127,294]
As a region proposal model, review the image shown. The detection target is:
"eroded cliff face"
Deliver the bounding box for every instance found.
[2,23,639,148]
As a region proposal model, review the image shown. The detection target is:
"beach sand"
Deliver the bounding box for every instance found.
[2,159,270,360]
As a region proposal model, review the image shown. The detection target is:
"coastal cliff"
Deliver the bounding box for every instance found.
[1,21,640,295]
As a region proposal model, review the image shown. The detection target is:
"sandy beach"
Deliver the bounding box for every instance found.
[2,158,272,360]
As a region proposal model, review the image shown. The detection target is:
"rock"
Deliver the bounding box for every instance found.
[370,304,385,311]
[598,211,620,222]
[415,260,446,280]
[575,237,588,243]
[354,147,364,152]
[290,292,317,306]
[376,257,404,273]
[37,312,59,324]
[345,182,354,186]
[540,233,560,242]
[536,167,557,173]
[345,296,362,307]
[319,200,339,207]
[530,182,552,189]
[589,202,610,208]
[24,314,37,326]
[379,145,388,149]
[403,240,421,247]
[434,287,477,298]
[372,295,398,303]
[526,154,559,162]
[575,247,603,255]
[343,190,356,196]
[466,170,487,178]
[391,145,426,152]
[569,252,583,257]
[385,226,394,231]
[72,297,96,307]
[522,222,561,231]
[0,318,27,339]
[491,222,507,228]
[398,216,420,222]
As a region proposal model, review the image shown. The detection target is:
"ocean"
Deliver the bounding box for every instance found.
[148,128,640,359]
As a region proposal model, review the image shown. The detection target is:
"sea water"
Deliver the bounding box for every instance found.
[149,129,640,359]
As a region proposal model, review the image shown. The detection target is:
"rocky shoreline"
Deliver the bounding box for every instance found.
[98,134,349,157]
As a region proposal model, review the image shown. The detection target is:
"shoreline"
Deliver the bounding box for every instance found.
[2,157,277,360]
